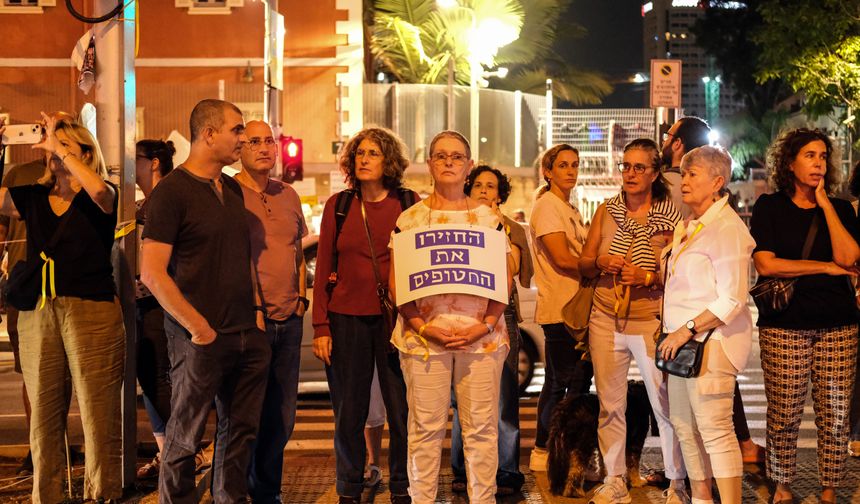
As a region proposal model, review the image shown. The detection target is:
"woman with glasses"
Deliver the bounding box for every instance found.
[579,138,688,504]
[391,131,511,503]
[527,143,594,471]
[312,126,418,504]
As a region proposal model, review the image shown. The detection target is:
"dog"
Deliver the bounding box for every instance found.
[547,380,653,497]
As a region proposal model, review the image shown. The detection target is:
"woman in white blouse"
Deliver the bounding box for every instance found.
[658,146,755,504]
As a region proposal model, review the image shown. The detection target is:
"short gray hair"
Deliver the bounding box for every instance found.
[680,145,732,193]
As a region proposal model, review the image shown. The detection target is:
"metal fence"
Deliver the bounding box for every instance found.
[363,83,546,169]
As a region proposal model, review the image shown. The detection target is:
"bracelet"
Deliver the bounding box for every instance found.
[417,323,427,337]
[644,271,653,287]
[59,151,73,163]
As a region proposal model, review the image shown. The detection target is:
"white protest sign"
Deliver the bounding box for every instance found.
[392,224,508,305]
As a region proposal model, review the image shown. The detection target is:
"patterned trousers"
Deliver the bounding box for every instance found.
[759,324,858,487]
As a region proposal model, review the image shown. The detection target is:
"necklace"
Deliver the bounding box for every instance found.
[427,193,475,226]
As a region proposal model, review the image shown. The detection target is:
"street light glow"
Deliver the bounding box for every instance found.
[708,129,720,145]
[468,18,520,65]
[436,0,458,9]
[702,76,711,83]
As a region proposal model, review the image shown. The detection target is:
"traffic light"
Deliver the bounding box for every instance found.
[280,135,303,183]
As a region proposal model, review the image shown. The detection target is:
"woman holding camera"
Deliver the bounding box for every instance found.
[750,129,860,504]
[0,114,125,503]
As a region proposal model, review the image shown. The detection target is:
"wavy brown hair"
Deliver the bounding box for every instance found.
[623,138,671,202]
[767,128,839,196]
[339,126,410,191]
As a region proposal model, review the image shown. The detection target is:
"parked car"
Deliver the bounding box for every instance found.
[299,234,545,395]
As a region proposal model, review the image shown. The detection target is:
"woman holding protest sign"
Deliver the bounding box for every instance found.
[390,131,512,504]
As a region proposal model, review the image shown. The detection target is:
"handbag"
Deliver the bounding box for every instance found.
[5,208,74,311]
[562,276,596,342]
[749,213,819,317]
[359,198,398,336]
[653,247,714,378]
[654,328,716,378]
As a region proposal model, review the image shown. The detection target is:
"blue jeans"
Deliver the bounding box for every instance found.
[535,323,593,448]
[451,307,525,489]
[248,315,303,503]
[326,312,410,499]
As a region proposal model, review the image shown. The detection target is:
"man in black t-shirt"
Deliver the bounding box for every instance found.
[141,99,270,503]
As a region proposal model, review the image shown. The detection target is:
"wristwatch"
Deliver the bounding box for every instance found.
[298,296,310,310]
[685,320,697,337]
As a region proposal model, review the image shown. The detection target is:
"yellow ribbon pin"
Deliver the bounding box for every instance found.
[39,251,56,310]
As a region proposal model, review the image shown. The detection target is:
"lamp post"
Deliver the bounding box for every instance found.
[702,74,721,126]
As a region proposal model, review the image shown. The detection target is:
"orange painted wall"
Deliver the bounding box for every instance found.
[1,1,355,165]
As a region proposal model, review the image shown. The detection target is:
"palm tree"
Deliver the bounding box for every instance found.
[369,0,611,104]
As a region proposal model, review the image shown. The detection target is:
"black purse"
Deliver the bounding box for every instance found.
[4,208,74,311]
[653,248,714,378]
[359,198,398,337]
[749,213,819,317]
[655,328,715,378]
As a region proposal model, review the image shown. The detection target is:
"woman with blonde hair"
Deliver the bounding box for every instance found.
[527,143,594,470]
[0,113,125,503]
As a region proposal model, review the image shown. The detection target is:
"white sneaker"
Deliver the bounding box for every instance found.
[528,447,548,472]
[663,487,692,504]
[588,476,631,504]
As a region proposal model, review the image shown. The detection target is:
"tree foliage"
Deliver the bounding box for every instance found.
[755,0,860,124]
[369,0,612,105]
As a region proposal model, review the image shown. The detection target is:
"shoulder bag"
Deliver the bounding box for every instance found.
[653,248,715,378]
[5,207,74,311]
[562,276,596,342]
[749,213,819,317]
[359,197,398,337]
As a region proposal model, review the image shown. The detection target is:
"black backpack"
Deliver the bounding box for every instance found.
[326,187,417,291]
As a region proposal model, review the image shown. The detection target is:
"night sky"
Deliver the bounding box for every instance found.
[558,0,647,107]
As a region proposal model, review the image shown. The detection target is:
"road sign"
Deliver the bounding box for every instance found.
[650,59,682,109]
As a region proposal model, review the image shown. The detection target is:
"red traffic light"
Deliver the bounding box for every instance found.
[280,135,303,183]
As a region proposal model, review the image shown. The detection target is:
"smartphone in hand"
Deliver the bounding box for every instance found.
[1,124,43,145]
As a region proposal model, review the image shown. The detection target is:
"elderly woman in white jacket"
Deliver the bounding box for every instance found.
[658,146,755,504]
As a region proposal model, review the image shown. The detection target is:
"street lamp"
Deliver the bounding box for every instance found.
[436,0,519,162]
[701,74,721,125]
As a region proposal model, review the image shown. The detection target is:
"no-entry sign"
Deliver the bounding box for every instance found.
[650,59,682,109]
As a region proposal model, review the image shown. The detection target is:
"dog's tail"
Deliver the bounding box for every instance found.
[547,404,571,495]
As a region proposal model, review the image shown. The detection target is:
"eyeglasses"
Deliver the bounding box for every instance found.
[617,162,653,174]
[245,137,277,150]
[662,131,676,142]
[430,152,468,165]
[355,148,382,160]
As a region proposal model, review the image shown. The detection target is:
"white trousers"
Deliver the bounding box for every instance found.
[668,339,742,480]
[588,308,686,480]
[400,349,506,504]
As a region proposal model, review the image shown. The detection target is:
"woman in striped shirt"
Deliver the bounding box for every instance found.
[579,138,688,504]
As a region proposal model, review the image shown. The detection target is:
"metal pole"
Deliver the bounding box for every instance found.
[447,55,455,131]
[469,57,480,162]
[95,0,137,489]
[545,79,553,148]
[514,89,522,168]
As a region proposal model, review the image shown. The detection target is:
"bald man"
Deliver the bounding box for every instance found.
[234,121,308,503]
